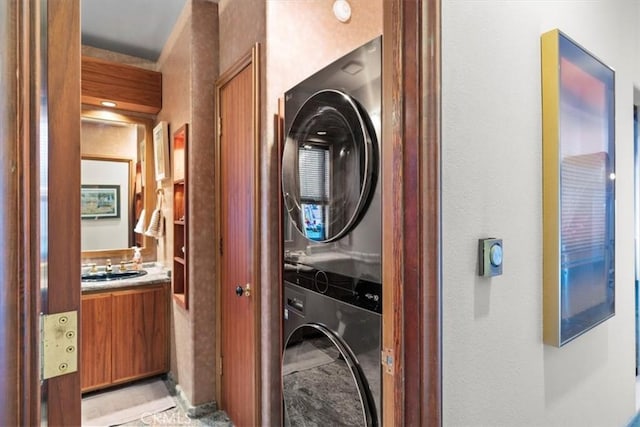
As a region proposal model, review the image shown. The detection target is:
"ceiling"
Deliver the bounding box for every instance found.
[81,0,188,61]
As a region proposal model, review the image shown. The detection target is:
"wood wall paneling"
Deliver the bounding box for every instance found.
[81,56,162,114]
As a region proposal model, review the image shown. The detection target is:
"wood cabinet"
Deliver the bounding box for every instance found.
[81,56,162,114]
[81,284,168,393]
[81,293,112,391]
[172,124,189,309]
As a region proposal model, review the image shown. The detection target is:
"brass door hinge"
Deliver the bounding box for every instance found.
[381,348,394,375]
[40,311,78,380]
[218,356,223,376]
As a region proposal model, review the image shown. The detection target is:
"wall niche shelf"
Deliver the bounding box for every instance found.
[172,124,188,309]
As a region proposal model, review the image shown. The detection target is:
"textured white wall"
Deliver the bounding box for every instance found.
[442,1,639,426]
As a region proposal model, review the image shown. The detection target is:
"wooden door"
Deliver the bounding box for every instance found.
[216,45,261,427]
[111,286,168,383]
[4,0,83,424]
[81,294,112,392]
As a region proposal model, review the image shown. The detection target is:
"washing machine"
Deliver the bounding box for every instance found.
[282,266,381,426]
[281,36,382,426]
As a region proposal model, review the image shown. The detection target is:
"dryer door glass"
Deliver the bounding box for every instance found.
[282,89,377,243]
[283,323,376,427]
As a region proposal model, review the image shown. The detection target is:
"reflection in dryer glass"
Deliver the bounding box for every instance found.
[282,90,377,244]
[283,329,368,427]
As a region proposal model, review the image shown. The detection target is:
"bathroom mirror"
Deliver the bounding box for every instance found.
[81,107,155,262]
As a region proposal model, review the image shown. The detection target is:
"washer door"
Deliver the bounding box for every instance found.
[282,323,377,427]
[282,90,377,243]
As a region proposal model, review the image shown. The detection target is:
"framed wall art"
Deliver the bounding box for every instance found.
[81,185,121,219]
[541,29,616,347]
[153,121,170,181]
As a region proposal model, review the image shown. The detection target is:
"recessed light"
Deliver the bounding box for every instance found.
[333,0,351,23]
[101,101,117,108]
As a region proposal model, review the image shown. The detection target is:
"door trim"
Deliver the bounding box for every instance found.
[214,43,262,426]
[42,1,82,425]
[2,1,30,424]
[382,0,442,425]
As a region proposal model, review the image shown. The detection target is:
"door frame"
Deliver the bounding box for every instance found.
[214,44,262,426]
[7,1,442,425]
[381,0,442,425]
[3,0,82,425]
[2,0,32,424]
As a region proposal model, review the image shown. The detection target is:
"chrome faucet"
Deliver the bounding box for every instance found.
[105,259,112,273]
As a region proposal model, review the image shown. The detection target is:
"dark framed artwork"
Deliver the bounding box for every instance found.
[541,29,616,347]
[81,185,121,219]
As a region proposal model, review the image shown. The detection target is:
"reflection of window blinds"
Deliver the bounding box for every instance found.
[561,152,608,261]
[299,147,329,201]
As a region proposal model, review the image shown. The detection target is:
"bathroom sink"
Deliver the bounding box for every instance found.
[81,270,148,282]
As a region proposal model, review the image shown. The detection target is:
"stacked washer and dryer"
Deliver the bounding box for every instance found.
[281,36,382,427]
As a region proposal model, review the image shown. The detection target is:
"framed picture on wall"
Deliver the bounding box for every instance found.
[541,29,616,347]
[81,185,121,219]
[153,121,170,181]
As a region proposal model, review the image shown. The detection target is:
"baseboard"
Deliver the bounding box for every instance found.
[163,373,218,418]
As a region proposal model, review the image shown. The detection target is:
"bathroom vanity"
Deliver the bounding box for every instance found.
[81,266,170,393]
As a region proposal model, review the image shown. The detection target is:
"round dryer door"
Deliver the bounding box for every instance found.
[282,323,377,427]
[282,89,377,243]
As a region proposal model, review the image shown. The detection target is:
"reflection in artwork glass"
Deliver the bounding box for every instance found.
[557,33,615,344]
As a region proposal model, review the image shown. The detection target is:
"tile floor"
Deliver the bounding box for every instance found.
[83,378,233,427]
[118,406,232,427]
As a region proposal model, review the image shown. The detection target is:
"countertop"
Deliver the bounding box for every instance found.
[81,263,171,293]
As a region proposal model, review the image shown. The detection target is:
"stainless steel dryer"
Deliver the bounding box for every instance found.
[282,36,382,283]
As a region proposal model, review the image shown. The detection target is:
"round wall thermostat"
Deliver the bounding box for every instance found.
[479,238,503,277]
[333,0,352,23]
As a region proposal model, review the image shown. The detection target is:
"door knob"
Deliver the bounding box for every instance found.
[235,283,251,297]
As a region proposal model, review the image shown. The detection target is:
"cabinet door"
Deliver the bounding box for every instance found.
[81,293,112,392]
[111,286,168,383]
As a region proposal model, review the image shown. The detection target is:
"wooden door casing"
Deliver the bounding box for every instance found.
[216,45,261,427]
[382,0,442,425]
[44,1,82,425]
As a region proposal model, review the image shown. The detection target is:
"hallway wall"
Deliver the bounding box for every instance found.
[442,1,640,426]
[157,0,219,408]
